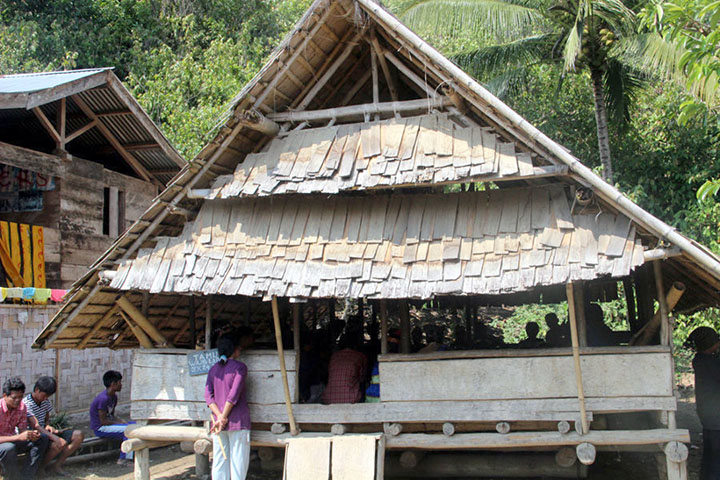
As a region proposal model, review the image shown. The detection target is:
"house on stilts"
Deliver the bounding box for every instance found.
[32,0,720,478]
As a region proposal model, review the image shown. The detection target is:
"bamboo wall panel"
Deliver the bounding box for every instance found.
[204,114,546,198]
[112,186,644,299]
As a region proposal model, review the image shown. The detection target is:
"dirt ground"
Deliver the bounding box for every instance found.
[33,398,703,480]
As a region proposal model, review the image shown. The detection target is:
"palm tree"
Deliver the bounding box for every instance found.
[397,0,646,183]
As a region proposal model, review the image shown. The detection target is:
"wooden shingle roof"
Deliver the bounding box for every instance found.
[109,187,642,299]
[202,114,564,199]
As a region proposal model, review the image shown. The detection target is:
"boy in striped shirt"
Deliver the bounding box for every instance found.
[23,377,84,475]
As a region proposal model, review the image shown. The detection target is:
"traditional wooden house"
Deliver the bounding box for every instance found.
[0,68,184,411]
[33,1,720,478]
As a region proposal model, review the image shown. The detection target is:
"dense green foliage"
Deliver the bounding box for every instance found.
[0,0,310,157]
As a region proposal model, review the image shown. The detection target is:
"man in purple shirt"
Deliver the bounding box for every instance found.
[205,330,252,480]
[89,371,133,465]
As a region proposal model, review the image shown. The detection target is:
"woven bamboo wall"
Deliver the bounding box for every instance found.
[0,305,133,412]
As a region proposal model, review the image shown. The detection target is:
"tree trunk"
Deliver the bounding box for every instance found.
[590,67,613,183]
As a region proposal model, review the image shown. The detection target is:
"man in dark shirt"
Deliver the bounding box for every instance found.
[688,326,720,480]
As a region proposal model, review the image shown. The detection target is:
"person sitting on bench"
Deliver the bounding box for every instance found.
[89,371,133,466]
[23,376,84,475]
[0,376,49,480]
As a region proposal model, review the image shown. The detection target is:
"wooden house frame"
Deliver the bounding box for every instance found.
[33,1,720,478]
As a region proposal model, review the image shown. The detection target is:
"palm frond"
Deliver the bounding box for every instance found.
[562,22,582,71]
[590,0,636,35]
[452,33,555,78]
[400,0,547,43]
[483,64,536,98]
[617,32,686,83]
[603,58,645,128]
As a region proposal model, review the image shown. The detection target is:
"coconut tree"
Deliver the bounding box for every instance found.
[398,0,646,183]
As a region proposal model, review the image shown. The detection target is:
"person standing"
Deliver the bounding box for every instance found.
[687,326,720,480]
[23,376,84,475]
[0,377,49,480]
[205,331,251,480]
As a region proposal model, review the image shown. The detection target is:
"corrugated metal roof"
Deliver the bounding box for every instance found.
[0,68,111,94]
[0,68,185,185]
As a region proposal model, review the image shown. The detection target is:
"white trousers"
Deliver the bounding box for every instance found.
[212,429,250,480]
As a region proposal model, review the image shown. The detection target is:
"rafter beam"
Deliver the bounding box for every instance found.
[65,119,98,143]
[319,53,368,109]
[254,4,339,107]
[104,75,186,168]
[32,107,61,144]
[383,49,438,99]
[295,31,363,111]
[72,94,161,188]
[370,33,398,102]
[267,97,453,123]
[340,69,372,106]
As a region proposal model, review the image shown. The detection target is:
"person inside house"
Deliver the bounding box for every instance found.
[419,324,448,353]
[205,330,252,480]
[322,334,368,404]
[89,370,133,466]
[545,313,569,347]
[411,325,425,352]
[518,322,544,348]
[0,377,49,480]
[687,326,720,479]
[585,303,618,346]
[23,376,84,475]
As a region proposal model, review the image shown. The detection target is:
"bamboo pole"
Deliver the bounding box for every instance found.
[119,310,153,348]
[116,295,173,347]
[271,296,298,435]
[292,303,301,403]
[239,109,280,136]
[566,283,589,435]
[573,282,587,347]
[78,304,119,349]
[369,33,398,102]
[630,282,686,346]
[400,300,410,354]
[295,32,362,111]
[205,296,212,349]
[267,97,452,123]
[653,260,677,429]
[188,296,196,349]
[380,300,389,355]
[371,47,380,107]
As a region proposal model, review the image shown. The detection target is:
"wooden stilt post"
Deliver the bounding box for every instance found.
[380,300,389,355]
[293,303,301,403]
[134,447,150,480]
[205,296,212,349]
[566,283,589,435]
[653,260,677,429]
[188,296,196,349]
[399,300,410,354]
[573,282,587,347]
[271,296,298,435]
